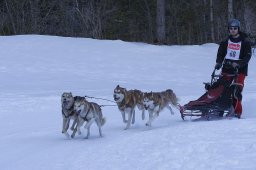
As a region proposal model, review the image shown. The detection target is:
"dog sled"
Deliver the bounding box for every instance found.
[179,65,241,121]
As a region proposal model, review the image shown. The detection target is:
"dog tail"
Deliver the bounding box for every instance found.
[166,89,179,106]
[98,109,106,126]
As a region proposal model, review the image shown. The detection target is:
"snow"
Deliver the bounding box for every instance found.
[0,35,256,170]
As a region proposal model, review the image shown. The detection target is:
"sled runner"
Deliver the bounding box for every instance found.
[179,66,241,121]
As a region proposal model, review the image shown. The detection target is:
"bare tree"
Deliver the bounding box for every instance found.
[202,0,208,42]
[210,0,215,42]
[143,0,154,43]
[156,0,166,44]
[228,0,234,20]
[4,0,17,34]
[242,0,256,34]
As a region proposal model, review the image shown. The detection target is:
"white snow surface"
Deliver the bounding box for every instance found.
[0,35,256,170]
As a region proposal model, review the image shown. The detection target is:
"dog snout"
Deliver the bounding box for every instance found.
[62,100,68,106]
[75,110,81,115]
[113,94,119,101]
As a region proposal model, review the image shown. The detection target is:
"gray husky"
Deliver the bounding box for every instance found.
[61,92,84,138]
[143,89,178,126]
[71,98,106,139]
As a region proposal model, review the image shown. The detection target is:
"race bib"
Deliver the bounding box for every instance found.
[225,40,241,60]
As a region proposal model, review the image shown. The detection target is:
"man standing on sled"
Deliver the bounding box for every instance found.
[214,19,252,118]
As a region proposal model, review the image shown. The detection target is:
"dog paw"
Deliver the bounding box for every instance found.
[64,133,70,138]
[145,123,151,126]
[123,120,128,123]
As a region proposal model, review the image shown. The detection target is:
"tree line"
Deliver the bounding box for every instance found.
[0,0,255,45]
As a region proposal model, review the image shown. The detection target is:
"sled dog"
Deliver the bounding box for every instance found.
[143,89,178,126]
[61,92,84,138]
[113,85,145,130]
[131,89,145,120]
[71,98,106,139]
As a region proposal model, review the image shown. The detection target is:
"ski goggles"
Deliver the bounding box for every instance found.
[229,27,238,31]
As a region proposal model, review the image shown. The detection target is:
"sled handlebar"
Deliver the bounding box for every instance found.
[210,65,239,85]
[210,68,217,85]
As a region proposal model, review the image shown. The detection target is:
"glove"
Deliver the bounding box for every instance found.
[232,62,239,69]
[215,63,222,70]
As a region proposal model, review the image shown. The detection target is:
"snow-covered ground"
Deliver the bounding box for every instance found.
[0,35,256,170]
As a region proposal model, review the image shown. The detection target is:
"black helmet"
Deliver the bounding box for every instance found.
[228,19,240,28]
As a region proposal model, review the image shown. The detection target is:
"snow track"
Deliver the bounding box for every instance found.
[0,35,256,170]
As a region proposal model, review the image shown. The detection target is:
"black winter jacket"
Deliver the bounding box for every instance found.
[216,32,252,76]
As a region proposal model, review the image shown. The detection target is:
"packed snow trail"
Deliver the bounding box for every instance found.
[0,35,256,170]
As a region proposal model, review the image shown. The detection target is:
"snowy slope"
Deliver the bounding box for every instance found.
[0,35,256,170]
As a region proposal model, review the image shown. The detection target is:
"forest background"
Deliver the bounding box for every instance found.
[1,0,256,45]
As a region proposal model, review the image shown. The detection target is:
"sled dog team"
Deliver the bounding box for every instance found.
[61,85,179,139]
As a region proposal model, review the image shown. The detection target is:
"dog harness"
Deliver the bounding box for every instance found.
[80,104,93,121]
[62,103,75,118]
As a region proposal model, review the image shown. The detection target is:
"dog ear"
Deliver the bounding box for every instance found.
[157,94,161,99]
